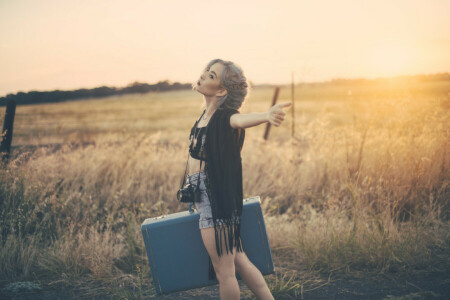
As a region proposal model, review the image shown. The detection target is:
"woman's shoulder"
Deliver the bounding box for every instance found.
[220,106,239,112]
[216,107,240,117]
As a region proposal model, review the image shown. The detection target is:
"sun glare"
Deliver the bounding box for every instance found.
[367,43,416,77]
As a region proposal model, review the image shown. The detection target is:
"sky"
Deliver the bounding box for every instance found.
[0,0,449,97]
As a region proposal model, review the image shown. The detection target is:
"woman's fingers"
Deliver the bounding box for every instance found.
[270,102,291,113]
[273,110,286,119]
[270,118,282,126]
[270,110,285,118]
[280,102,292,108]
[269,113,284,124]
[272,102,291,116]
[275,102,292,109]
[268,103,291,127]
[273,113,284,120]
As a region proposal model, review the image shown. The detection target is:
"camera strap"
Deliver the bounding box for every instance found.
[180,109,206,190]
[195,159,203,191]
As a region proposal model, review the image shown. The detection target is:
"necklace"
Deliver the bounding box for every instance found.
[190,109,207,148]
[191,127,203,149]
[201,106,216,122]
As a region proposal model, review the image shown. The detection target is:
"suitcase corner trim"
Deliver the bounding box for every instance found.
[143,226,164,294]
[254,203,275,274]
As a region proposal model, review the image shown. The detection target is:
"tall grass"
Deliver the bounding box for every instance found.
[0,83,449,298]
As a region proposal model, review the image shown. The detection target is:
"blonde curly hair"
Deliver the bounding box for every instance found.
[194,58,251,111]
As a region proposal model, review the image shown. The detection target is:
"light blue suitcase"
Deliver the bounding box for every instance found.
[141,196,275,295]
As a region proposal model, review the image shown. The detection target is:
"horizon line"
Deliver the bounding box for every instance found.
[1,71,449,98]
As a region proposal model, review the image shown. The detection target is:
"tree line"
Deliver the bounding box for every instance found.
[1,72,448,107]
[0,80,191,107]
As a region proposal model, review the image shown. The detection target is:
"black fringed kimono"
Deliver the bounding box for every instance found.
[203,106,245,258]
[181,105,245,279]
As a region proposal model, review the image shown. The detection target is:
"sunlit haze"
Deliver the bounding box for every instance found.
[1,0,449,97]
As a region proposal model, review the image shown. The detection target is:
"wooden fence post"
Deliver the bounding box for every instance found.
[0,98,16,165]
[263,87,280,140]
[291,72,295,138]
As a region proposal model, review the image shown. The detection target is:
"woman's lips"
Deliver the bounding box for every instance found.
[197,80,200,86]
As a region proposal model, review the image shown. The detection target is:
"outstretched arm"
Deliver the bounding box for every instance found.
[230,102,292,129]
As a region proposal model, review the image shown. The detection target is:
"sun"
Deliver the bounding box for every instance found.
[367,43,416,77]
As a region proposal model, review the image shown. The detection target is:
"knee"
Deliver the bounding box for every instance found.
[216,271,237,284]
[214,262,236,283]
[234,258,244,274]
[234,251,250,273]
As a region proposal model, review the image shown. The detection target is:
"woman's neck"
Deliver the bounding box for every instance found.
[203,98,218,119]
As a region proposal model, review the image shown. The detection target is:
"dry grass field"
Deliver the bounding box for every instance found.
[1,80,449,299]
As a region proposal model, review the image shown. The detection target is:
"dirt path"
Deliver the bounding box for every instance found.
[2,271,448,299]
[299,270,449,300]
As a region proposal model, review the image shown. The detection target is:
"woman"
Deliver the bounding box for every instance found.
[182,58,291,300]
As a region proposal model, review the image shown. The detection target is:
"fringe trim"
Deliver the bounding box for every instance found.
[208,216,244,280]
[203,162,244,280]
[213,216,244,257]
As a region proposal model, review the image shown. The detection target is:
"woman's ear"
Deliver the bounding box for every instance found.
[216,87,227,97]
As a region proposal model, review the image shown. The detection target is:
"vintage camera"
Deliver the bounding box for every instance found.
[177,183,202,203]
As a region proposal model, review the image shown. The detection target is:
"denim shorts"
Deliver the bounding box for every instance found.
[187,171,240,229]
[186,171,215,229]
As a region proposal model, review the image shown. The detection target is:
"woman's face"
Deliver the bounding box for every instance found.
[194,62,226,97]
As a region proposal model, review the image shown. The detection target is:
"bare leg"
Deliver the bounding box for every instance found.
[235,250,274,300]
[200,226,240,300]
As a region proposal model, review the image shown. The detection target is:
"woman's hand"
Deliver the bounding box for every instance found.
[266,102,292,127]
